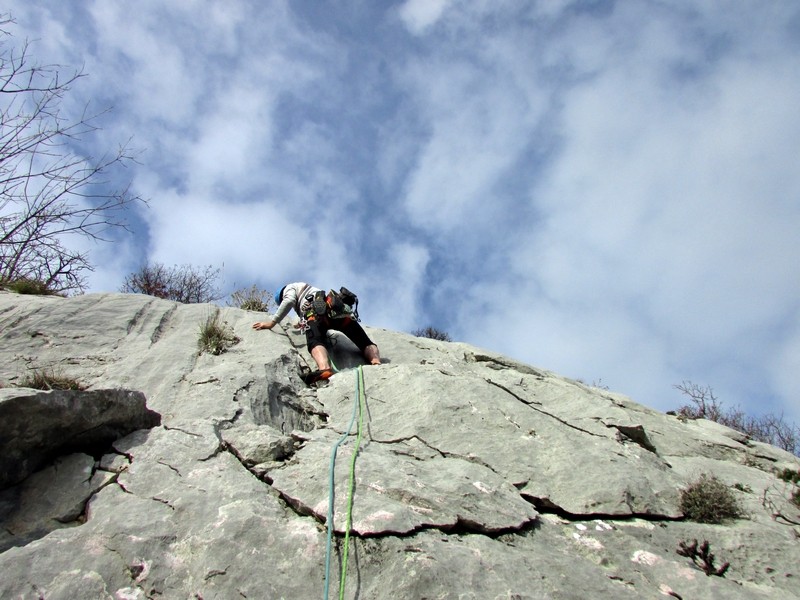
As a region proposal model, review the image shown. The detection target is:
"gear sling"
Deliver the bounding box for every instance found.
[304,287,371,355]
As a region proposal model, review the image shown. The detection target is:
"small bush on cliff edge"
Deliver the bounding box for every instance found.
[680,474,743,524]
[412,326,452,341]
[121,262,222,303]
[227,285,274,312]
[3,277,60,296]
[776,467,800,485]
[776,468,800,508]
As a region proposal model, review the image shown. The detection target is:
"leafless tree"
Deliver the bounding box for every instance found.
[412,326,452,342]
[121,262,222,304]
[674,381,724,422]
[0,15,142,294]
[674,380,799,456]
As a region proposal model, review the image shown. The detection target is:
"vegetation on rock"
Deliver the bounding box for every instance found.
[412,326,452,342]
[198,312,239,355]
[121,262,222,304]
[680,474,743,524]
[674,381,799,457]
[227,284,275,312]
[2,278,61,296]
[18,369,85,391]
[677,539,730,577]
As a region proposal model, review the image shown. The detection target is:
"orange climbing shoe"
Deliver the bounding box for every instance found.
[302,368,334,384]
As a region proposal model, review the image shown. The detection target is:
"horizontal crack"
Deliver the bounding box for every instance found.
[347,514,541,541]
[523,495,681,524]
[204,566,229,581]
[151,496,175,510]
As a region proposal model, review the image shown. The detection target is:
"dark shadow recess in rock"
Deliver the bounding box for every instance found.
[0,388,161,552]
[0,388,161,490]
[250,355,326,433]
[523,495,681,524]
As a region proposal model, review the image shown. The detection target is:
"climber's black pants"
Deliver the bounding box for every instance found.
[305,316,374,354]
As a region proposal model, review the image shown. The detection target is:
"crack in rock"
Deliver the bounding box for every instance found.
[485,379,606,439]
[522,494,681,524]
[268,429,539,539]
[248,355,326,433]
[162,425,203,438]
[369,434,502,475]
[156,460,182,476]
[151,496,175,510]
[204,566,229,581]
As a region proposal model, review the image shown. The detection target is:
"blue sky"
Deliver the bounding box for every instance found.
[5,1,800,422]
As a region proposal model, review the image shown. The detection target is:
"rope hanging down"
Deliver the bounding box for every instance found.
[323,365,366,600]
[339,365,366,598]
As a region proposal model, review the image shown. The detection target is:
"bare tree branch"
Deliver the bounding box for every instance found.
[674,380,800,457]
[120,263,223,304]
[0,14,144,294]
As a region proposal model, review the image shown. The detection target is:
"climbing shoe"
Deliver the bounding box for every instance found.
[301,368,334,385]
[312,290,328,317]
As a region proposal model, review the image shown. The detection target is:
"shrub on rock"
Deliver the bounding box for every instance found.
[680,474,743,524]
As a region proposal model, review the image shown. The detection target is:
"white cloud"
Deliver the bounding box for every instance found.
[364,242,430,331]
[185,85,276,192]
[142,184,311,289]
[771,316,800,422]
[397,54,547,235]
[530,35,800,342]
[397,0,455,35]
[5,0,800,426]
[88,3,203,125]
[467,3,800,415]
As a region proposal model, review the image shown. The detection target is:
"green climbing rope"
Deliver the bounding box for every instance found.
[322,365,365,600]
[338,365,365,599]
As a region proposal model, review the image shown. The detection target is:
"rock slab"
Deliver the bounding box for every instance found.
[0,292,799,599]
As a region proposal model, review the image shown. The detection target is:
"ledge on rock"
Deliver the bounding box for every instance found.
[268,429,539,536]
[0,388,161,490]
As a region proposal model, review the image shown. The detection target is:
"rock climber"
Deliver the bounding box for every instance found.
[252,282,381,383]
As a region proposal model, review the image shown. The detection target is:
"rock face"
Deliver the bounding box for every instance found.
[0,291,798,599]
[0,387,161,489]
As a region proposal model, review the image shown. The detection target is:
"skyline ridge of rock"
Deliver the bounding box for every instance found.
[0,291,798,599]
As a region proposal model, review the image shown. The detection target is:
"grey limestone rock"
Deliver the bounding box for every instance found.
[0,387,161,489]
[0,291,799,599]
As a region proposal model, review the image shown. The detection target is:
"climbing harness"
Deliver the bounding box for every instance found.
[323,365,366,600]
[305,288,360,324]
